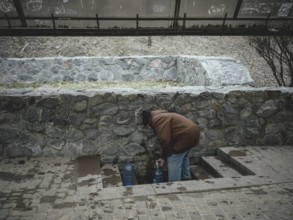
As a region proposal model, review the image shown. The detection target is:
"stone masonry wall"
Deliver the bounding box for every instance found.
[0,56,255,86]
[0,87,292,164]
[0,56,290,177]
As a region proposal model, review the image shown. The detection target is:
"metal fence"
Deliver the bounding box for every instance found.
[0,0,292,36]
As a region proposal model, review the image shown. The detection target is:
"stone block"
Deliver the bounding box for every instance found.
[256,100,281,118]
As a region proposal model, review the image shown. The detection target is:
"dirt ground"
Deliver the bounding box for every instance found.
[0,36,277,87]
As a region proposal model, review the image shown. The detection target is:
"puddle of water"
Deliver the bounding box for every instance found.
[77,155,100,177]
[0,172,15,181]
[250,189,268,195]
[78,178,97,187]
[40,196,56,203]
[190,166,214,180]
[53,202,76,209]
[0,171,35,182]
[102,167,122,187]
[228,150,247,157]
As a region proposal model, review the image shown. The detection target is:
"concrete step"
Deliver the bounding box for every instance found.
[217,147,255,176]
[201,156,243,178]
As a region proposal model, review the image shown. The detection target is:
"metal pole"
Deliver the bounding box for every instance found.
[136,14,139,29]
[96,14,100,29]
[173,0,181,27]
[183,13,186,28]
[5,14,11,29]
[222,13,227,29]
[265,13,271,28]
[233,0,243,19]
[51,13,56,30]
[13,0,27,27]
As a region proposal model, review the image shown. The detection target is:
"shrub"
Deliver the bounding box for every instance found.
[250,36,293,87]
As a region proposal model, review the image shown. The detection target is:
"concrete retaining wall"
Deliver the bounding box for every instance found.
[0,87,292,165]
[0,56,255,86]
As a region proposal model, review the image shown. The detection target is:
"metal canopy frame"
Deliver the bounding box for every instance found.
[0,0,292,36]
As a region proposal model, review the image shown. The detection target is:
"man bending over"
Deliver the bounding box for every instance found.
[142,110,200,182]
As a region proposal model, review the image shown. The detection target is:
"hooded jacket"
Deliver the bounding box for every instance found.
[149,110,200,155]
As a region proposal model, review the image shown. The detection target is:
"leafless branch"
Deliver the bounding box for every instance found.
[250,36,293,87]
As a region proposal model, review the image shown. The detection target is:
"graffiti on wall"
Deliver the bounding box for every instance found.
[55,6,78,15]
[208,4,226,16]
[23,0,43,12]
[278,3,293,16]
[153,4,167,13]
[241,3,272,15]
[186,0,229,16]
[14,0,96,15]
[0,0,16,13]
[240,1,293,16]
[54,0,95,15]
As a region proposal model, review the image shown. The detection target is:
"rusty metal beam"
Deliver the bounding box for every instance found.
[173,0,181,28]
[1,15,292,21]
[0,14,292,36]
[0,27,292,37]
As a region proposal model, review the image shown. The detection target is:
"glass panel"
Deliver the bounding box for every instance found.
[25,19,52,28]
[239,0,293,18]
[179,0,239,28]
[18,0,175,28]
[20,0,95,17]
[55,20,97,29]
[180,0,238,18]
[0,0,17,16]
[1,0,292,30]
[0,0,19,28]
[97,0,176,28]
[20,0,97,28]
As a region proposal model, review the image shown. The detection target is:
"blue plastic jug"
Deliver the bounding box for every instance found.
[121,161,135,186]
[153,160,164,183]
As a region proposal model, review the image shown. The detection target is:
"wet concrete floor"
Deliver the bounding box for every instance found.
[0,146,293,219]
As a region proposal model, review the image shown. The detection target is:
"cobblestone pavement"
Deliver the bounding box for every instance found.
[1,146,293,220]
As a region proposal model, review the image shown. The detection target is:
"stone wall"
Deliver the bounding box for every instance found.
[0,87,292,163]
[0,56,255,86]
[1,55,291,177]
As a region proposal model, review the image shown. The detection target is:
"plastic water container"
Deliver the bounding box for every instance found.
[153,160,164,183]
[121,161,135,186]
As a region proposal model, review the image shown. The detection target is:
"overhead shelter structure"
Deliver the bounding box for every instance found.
[0,0,293,36]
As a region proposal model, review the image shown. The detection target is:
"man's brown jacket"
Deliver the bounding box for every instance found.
[149,110,200,155]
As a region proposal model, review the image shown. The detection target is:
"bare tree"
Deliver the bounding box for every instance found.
[250,36,293,87]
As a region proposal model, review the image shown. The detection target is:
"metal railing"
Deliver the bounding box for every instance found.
[0,0,292,36]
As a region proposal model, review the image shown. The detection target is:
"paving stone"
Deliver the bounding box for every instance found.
[1,146,293,219]
[202,214,217,220]
[32,212,47,220]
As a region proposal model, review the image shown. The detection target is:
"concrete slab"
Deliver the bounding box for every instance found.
[201,156,243,178]
[198,57,255,86]
[1,146,293,220]
[92,184,156,201]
